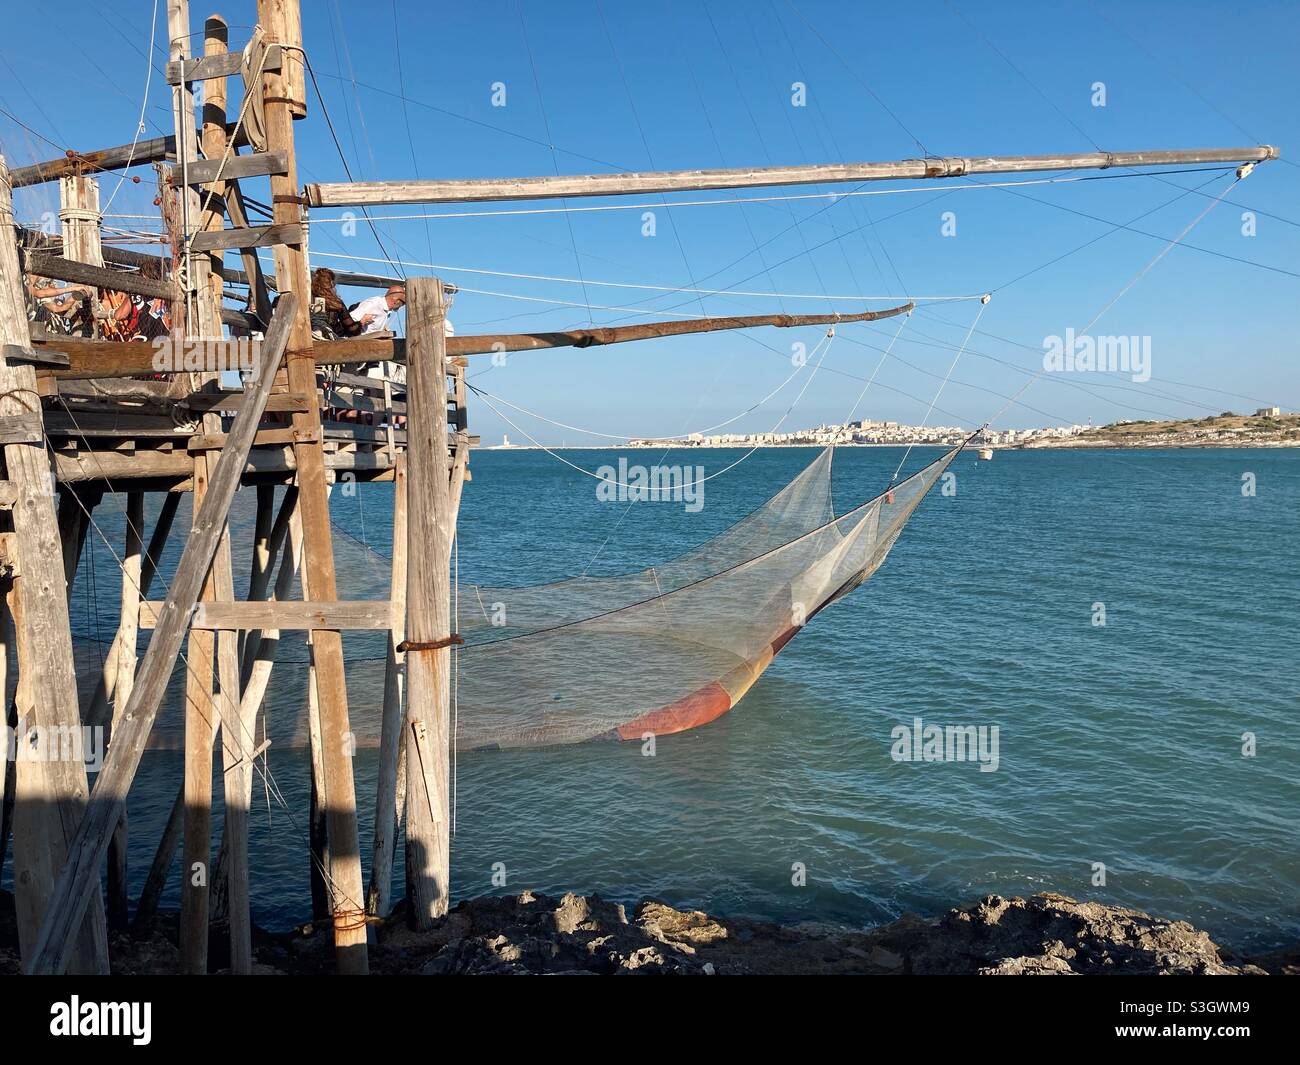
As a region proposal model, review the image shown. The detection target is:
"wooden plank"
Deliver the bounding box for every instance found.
[0,156,110,974]
[1,343,69,368]
[182,388,314,414]
[258,0,367,975]
[189,223,302,252]
[172,150,288,187]
[165,43,281,84]
[404,277,453,928]
[188,426,316,451]
[139,599,395,630]
[0,480,17,508]
[306,145,1282,207]
[23,292,297,976]
[0,412,45,445]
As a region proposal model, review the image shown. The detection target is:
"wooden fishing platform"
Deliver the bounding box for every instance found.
[0,0,1276,977]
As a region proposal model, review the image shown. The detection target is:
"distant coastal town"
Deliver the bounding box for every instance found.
[490,408,1299,451]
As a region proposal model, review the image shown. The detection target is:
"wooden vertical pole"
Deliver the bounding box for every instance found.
[58,175,104,267]
[106,491,143,929]
[403,277,453,927]
[368,454,407,917]
[193,10,255,976]
[0,156,109,974]
[258,0,367,972]
[168,0,216,976]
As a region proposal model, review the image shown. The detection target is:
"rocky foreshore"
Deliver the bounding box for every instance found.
[3,888,1295,975]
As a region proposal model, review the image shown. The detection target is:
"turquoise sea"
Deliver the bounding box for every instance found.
[22,445,1300,953]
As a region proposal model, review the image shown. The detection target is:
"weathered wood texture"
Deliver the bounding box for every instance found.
[33,303,911,380]
[258,0,368,973]
[368,455,406,917]
[403,278,453,928]
[23,293,296,975]
[306,146,1281,206]
[0,156,109,974]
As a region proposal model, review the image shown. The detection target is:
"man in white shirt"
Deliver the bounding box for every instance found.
[352,284,406,334]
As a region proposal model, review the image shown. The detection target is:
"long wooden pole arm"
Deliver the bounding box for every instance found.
[440,301,916,354]
[305,145,1279,207]
[31,301,914,379]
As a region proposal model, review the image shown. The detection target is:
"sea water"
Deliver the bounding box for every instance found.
[30,446,1300,952]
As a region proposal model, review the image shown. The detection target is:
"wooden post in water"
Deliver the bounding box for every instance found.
[0,156,109,974]
[404,278,453,927]
[258,0,368,972]
[368,454,407,917]
[193,9,256,976]
[106,492,144,929]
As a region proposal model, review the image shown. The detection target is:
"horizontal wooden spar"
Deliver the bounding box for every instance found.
[190,223,302,252]
[165,45,281,85]
[306,146,1280,207]
[8,123,255,188]
[139,600,396,631]
[32,302,912,378]
[170,150,288,187]
[445,303,916,353]
[25,252,179,301]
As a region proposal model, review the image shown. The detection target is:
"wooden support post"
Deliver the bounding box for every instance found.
[0,156,110,974]
[192,9,255,976]
[258,0,367,972]
[403,278,453,927]
[368,454,406,917]
[106,491,143,930]
[0,577,13,886]
[58,175,104,267]
[24,293,297,976]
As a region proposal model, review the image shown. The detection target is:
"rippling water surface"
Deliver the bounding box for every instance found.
[28,445,1299,952]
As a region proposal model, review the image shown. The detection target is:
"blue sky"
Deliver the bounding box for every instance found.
[2,0,1297,442]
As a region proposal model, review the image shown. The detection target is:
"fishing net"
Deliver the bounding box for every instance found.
[66,444,958,752]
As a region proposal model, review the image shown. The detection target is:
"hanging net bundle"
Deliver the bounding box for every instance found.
[68,444,958,752]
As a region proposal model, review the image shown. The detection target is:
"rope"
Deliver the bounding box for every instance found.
[890,296,989,485]
[468,329,837,493]
[987,175,1246,427]
[843,315,909,426]
[100,0,161,217]
[469,353,809,443]
[307,249,975,303]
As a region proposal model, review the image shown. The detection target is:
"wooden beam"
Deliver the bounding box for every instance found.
[22,292,297,976]
[166,43,282,84]
[189,223,302,252]
[24,252,179,302]
[172,150,288,187]
[306,145,1281,207]
[139,599,396,630]
[403,277,453,928]
[258,0,367,974]
[33,302,913,379]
